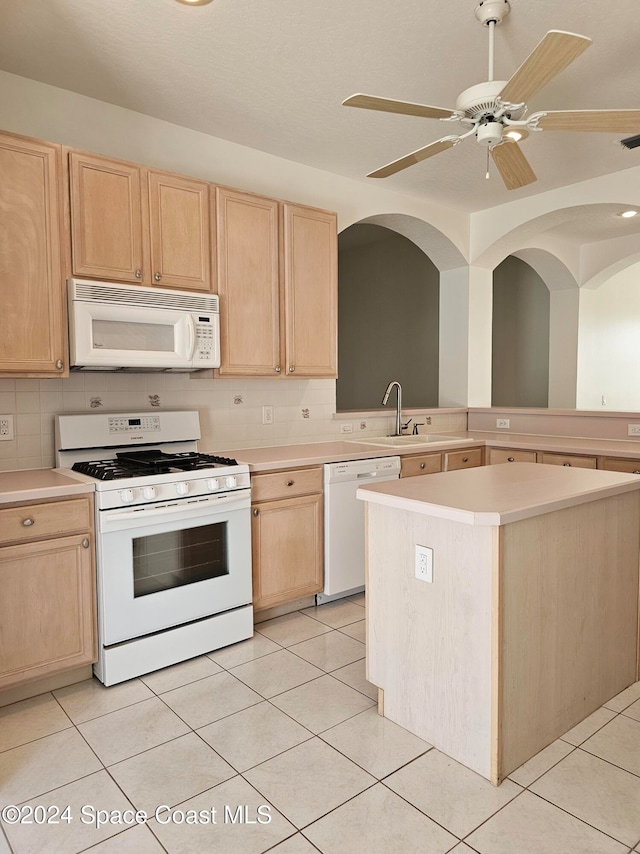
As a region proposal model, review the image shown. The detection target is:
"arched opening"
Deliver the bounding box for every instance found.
[336,214,467,412]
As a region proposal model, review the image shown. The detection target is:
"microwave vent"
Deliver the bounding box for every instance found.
[69,280,219,313]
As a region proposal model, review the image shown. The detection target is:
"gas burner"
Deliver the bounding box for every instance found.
[72,451,240,481]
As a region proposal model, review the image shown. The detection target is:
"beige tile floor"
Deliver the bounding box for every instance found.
[2,594,640,853]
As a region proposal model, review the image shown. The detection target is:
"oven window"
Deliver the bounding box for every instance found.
[132,522,228,597]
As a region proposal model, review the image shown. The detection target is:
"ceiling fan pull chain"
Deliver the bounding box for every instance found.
[486,147,491,180]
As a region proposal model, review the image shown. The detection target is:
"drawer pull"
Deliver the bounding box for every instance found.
[462,457,469,463]
[420,463,426,470]
[634,470,640,475]
[286,480,294,487]
[82,538,90,549]
[507,457,515,462]
[22,518,35,527]
[563,462,571,466]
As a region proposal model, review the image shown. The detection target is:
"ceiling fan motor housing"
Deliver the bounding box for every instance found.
[475,0,510,26]
[456,80,525,120]
[476,121,504,146]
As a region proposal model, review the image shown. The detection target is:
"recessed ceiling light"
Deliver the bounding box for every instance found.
[175,0,213,5]
[618,210,639,218]
[505,129,529,142]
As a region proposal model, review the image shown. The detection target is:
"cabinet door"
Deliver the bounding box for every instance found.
[69,151,144,283]
[282,203,337,377]
[0,133,66,376]
[540,452,597,469]
[148,171,211,291]
[217,188,280,374]
[444,447,484,471]
[0,534,96,689]
[252,493,323,611]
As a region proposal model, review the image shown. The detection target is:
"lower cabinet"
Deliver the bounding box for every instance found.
[444,447,484,471]
[400,452,442,478]
[539,452,597,469]
[487,448,538,465]
[251,467,323,612]
[0,496,97,689]
[599,457,640,475]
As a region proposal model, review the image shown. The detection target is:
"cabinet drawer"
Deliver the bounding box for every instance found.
[251,467,322,501]
[540,452,597,469]
[487,448,537,465]
[599,457,640,475]
[400,453,442,478]
[0,498,92,546]
[444,447,483,471]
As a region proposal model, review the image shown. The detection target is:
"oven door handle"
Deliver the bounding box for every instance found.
[100,491,251,524]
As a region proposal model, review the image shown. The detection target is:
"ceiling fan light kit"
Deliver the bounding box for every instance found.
[343,2,640,190]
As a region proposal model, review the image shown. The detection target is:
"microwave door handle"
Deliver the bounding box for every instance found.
[186,315,196,360]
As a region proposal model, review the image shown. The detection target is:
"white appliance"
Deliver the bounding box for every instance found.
[67,278,220,371]
[55,411,252,686]
[320,456,401,603]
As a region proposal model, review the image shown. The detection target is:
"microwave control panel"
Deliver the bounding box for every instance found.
[195,316,216,361]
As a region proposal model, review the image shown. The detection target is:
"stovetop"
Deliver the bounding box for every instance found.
[72,451,239,481]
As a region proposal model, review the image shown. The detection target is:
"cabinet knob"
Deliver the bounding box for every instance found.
[82,538,90,549]
[154,272,162,282]
[419,463,426,470]
[289,366,295,373]
[274,366,281,373]
[634,471,640,475]
[462,457,469,463]
[507,457,515,462]
[135,269,142,279]
[563,462,571,466]
[252,508,259,517]
[286,480,294,486]
[22,518,34,527]
[55,359,63,370]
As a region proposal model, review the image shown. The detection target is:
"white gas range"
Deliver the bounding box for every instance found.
[55,410,253,686]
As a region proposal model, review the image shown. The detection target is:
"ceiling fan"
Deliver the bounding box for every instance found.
[342,0,640,190]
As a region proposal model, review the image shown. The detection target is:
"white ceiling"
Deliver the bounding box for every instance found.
[1,0,639,216]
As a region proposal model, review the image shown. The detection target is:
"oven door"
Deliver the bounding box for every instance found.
[97,490,251,645]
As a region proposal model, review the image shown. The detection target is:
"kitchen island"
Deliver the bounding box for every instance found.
[358,462,640,785]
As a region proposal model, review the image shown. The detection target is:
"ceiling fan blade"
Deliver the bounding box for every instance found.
[537,110,640,133]
[367,138,458,179]
[499,30,592,105]
[491,142,537,190]
[343,94,456,120]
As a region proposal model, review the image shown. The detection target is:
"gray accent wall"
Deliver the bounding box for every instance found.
[492,256,550,407]
[337,224,439,411]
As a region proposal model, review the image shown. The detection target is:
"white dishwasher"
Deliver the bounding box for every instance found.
[319,456,401,603]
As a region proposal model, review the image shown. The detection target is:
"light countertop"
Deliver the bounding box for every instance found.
[357,461,640,525]
[0,470,94,505]
[216,431,640,472]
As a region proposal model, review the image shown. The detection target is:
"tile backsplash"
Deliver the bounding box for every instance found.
[0,374,467,470]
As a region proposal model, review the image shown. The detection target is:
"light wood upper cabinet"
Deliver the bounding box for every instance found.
[216,187,280,375]
[69,151,212,291]
[69,151,145,283]
[148,171,211,291]
[282,203,338,377]
[0,132,67,377]
[216,193,337,378]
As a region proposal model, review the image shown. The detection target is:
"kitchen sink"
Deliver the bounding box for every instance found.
[347,434,468,448]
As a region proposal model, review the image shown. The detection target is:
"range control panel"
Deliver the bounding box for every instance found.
[108,415,161,435]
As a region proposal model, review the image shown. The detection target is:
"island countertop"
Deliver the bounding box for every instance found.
[357,461,640,525]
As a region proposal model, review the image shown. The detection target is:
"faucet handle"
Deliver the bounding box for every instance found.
[412,422,425,435]
[401,419,412,434]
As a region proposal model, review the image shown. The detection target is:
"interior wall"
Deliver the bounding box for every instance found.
[491,256,550,407]
[336,225,440,411]
[577,261,640,410]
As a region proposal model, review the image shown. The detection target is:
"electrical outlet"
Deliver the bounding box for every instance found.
[415,545,433,583]
[496,418,510,429]
[628,424,640,436]
[0,415,13,441]
[262,405,273,425]
[340,423,353,434]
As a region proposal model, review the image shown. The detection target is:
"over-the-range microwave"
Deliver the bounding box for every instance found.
[67,279,220,371]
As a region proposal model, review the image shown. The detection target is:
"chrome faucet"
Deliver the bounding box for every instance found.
[381,380,403,436]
